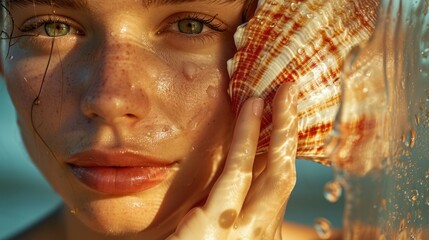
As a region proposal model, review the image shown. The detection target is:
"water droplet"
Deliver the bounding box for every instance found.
[187,114,201,130]
[33,98,41,105]
[399,219,406,232]
[365,71,372,77]
[325,28,334,38]
[269,0,278,5]
[183,62,199,81]
[206,85,218,98]
[415,114,421,125]
[314,218,332,239]
[70,208,77,215]
[409,129,416,148]
[421,48,429,58]
[380,198,387,211]
[162,126,169,132]
[408,189,419,202]
[290,3,298,11]
[8,55,13,60]
[323,180,342,203]
[243,148,249,155]
[233,224,238,229]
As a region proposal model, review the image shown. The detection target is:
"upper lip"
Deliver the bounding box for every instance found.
[66,149,173,167]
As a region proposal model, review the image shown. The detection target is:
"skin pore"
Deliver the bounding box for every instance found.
[0,0,331,239]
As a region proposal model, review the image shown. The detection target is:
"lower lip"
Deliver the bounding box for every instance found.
[69,165,170,195]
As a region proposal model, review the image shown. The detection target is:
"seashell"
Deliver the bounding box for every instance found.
[227,0,379,165]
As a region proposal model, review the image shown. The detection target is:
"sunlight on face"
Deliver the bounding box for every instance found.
[1,0,245,236]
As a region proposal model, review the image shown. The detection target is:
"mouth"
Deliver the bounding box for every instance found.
[67,149,176,195]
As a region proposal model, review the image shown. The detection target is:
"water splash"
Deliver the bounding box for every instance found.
[327,0,429,239]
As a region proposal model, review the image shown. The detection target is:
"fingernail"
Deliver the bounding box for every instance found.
[252,98,264,116]
[286,82,297,98]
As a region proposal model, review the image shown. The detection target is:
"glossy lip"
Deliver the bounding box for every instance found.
[67,149,176,195]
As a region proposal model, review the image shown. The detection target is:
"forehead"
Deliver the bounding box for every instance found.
[7,0,242,8]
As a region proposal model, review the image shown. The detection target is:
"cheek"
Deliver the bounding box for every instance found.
[4,47,67,118]
[177,62,232,131]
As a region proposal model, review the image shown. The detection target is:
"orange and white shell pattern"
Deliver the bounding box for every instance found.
[228,0,379,165]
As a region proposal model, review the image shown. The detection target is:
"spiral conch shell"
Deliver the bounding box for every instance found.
[227,0,379,165]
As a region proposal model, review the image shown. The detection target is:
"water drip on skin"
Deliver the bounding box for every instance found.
[187,108,209,131]
[70,208,78,215]
[206,85,219,98]
[183,62,201,81]
[187,114,201,130]
[162,126,169,132]
[155,126,173,140]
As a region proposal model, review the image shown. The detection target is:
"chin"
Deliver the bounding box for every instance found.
[75,195,163,236]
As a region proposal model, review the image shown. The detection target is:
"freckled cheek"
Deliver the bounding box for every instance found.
[177,63,233,132]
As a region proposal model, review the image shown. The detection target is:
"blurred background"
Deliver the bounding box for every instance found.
[0,79,343,239]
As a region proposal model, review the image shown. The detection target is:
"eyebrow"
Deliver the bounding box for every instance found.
[9,0,238,9]
[9,0,88,8]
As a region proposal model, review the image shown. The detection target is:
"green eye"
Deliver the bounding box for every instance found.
[177,19,204,34]
[44,22,70,37]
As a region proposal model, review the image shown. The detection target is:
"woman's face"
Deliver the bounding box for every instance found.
[1,0,244,236]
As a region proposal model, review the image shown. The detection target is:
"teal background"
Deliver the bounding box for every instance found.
[0,79,343,239]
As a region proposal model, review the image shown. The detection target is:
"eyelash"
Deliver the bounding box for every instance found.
[170,13,227,32]
[17,13,227,50]
[19,15,83,36]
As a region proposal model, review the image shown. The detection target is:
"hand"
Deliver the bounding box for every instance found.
[167,83,298,240]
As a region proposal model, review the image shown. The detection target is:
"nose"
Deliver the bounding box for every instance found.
[80,43,151,126]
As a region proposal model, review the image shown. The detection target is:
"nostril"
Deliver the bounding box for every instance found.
[125,113,138,119]
[88,113,98,119]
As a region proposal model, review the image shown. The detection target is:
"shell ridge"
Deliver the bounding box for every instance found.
[228,0,379,163]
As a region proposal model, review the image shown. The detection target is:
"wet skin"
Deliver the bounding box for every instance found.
[1,0,311,239]
[1,0,245,238]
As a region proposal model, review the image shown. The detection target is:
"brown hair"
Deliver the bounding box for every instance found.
[242,0,257,23]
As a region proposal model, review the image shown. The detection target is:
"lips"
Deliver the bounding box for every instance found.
[67,150,175,195]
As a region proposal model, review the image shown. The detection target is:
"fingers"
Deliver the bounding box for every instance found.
[203,97,264,217]
[242,82,298,222]
[266,82,298,189]
[169,84,298,240]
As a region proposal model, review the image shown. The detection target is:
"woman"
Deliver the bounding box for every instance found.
[0,0,324,239]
